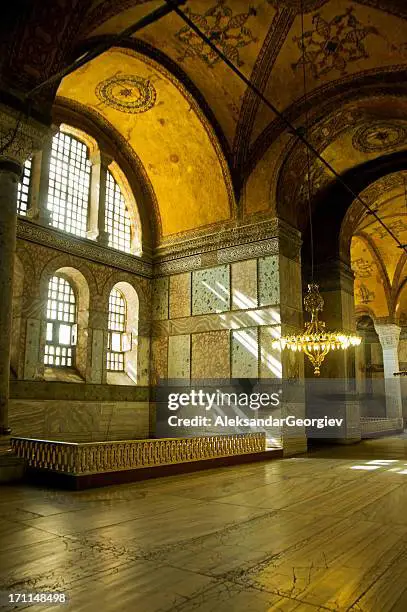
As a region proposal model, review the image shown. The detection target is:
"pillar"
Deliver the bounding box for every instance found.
[87,150,111,246]
[374,323,403,420]
[309,259,361,443]
[0,104,48,438]
[264,220,307,456]
[26,130,55,225]
[86,308,108,384]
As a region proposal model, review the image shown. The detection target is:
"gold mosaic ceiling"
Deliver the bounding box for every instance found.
[351,172,407,321]
[5,0,407,237]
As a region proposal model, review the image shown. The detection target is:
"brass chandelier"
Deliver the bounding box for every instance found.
[272,0,361,376]
[273,283,361,376]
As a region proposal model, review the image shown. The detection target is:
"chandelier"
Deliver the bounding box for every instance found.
[273,284,361,376]
[270,2,362,375]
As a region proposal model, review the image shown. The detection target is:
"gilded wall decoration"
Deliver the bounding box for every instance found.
[351,257,375,278]
[357,283,375,304]
[95,75,157,114]
[175,1,258,67]
[353,123,407,153]
[369,220,407,240]
[267,0,328,10]
[292,8,379,78]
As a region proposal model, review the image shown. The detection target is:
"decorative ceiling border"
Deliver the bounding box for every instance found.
[233,6,295,175]
[153,217,301,276]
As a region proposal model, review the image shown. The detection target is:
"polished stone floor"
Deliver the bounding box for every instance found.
[1,435,407,611]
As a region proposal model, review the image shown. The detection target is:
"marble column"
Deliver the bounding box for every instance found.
[87,150,111,246]
[26,129,56,225]
[0,104,48,437]
[374,323,403,420]
[0,160,21,434]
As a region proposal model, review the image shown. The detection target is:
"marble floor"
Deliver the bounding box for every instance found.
[1,435,407,611]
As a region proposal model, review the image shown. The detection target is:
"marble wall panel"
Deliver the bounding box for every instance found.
[152,277,169,321]
[9,400,150,441]
[258,255,280,307]
[259,325,282,379]
[192,265,230,315]
[137,335,151,385]
[168,335,191,379]
[23,318,41,380]
[89,328,104,384]
[231,327,259,378]
[169,273,191,319]
[150,336,168,384]
[279,255,302,311]
[191,331,230,379]
[231,259,257,310]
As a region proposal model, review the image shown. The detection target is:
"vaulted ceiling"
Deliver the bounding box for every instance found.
[2,0,407,242]
[350,172,407,322]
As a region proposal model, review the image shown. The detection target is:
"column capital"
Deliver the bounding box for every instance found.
[374,323,401,350]
[0,103,50,167]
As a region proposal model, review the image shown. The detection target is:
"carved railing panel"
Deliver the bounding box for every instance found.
[11,434,266,475]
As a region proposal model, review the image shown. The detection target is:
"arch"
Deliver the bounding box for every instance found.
[245,71,407,184]
[56,46,236,240]
[106,281,139,385]
[53,99,157,249]
[40,264,91,381]
[300,150,407,270]
[59,123,99,157]
[39,255,97,299]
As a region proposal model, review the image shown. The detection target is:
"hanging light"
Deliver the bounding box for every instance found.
[273,283,361,376]
[273,0,361,375]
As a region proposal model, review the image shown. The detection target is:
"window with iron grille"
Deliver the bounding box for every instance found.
[107,288,127,371]
[44,276,77,368]
[17,158,32,216]
[47,132,91,237]
[105,170,132,253]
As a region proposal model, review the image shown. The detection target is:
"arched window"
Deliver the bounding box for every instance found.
[44,275,77,367]
[105,170,132,253]
[47,131,91,237]
[107,288,128,371]
[17,158,32,216]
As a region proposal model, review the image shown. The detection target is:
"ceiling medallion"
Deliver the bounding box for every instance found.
[95,75,157,114]
[273,284,361,376]
[353,123,407,153]
[175,0,258,68]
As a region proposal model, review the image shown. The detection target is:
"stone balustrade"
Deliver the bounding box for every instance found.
[11,433,266,475]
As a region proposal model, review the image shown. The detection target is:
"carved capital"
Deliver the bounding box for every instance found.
[0,104,50,167]
[374,323,401,350]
